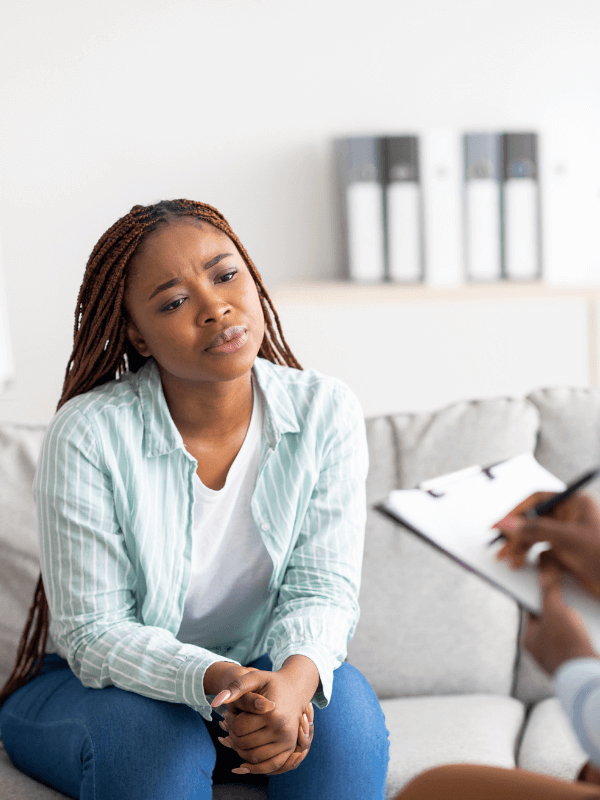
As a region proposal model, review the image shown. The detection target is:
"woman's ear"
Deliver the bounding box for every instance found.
[125,318,152,358]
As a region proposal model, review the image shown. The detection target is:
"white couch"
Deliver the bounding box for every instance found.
[2,386,599,799]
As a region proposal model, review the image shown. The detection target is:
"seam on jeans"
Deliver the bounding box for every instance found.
[2,711,97,800]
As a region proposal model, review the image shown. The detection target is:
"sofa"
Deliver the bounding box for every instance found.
[2,385,600,799]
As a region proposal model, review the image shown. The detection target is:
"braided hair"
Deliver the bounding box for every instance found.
[0,199,301,706]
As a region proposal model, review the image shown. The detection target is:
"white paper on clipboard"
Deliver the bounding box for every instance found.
[376,452,600,649]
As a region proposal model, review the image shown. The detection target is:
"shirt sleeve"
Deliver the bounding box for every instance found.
[554,657,600,767]
[34,403,239,720]
[265,383,369,707]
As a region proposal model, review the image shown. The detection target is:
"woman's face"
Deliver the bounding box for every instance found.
[124,219,265,387]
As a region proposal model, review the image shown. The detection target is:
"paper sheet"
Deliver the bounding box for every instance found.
[379,452,600,647]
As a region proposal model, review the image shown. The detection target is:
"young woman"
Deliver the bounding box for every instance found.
[393,491,600,800]
[0,199,389,800]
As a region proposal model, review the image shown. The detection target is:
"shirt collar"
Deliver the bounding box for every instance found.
[134,357,300,458]
[252,357,301,447]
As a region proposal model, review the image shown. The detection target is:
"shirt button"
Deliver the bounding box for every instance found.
[261,522,270,532]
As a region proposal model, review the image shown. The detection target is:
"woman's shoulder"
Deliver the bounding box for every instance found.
[55,371,141,421]
[253,357,364,426]
[43,368,146,447]
[254,357,357,398]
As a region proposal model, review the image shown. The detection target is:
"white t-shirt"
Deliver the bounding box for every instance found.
[176,383,273,650]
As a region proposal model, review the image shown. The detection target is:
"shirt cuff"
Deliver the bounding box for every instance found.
[175,651,241,720]
[269,641,340,708]
[555,657,600,768]
[555,658,600,716]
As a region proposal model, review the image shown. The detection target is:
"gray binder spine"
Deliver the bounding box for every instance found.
[463,133,503,281]
[335,137,386,282]
[383,136,424,283]
[502,132,542,280]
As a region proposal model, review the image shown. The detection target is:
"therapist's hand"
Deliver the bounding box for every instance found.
[523,554,598,675]
[494,491,600,600]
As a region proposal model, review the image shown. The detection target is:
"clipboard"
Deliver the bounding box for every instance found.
[375,452,600,649]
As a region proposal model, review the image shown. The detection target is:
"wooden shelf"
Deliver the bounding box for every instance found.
[270,280,600,306]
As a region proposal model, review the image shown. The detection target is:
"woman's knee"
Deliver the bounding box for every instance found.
[88,687,215,765]
[82,690,217,798]
[315,662,389,758]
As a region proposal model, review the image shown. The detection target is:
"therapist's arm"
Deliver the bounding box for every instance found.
[523,558,600,776]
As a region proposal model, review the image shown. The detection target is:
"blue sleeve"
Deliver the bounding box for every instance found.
[554,657,600,767]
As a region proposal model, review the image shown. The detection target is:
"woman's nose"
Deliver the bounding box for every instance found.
[197,289,231,325]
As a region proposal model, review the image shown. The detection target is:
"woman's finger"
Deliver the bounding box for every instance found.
[211,672,270,708]
[234,739,293,767]
[232,748,294,775]
[225,691,275,714]
[226,710,270,738]
[267,750,306,775]
[227,726,278,753]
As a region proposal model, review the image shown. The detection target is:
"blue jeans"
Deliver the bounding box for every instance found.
[0,653,389,800]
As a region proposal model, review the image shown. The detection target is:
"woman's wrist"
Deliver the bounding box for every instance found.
[277,655,320,704]
[203,661,247,696]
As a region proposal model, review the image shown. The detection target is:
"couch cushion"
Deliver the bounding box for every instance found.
[349,396,539,698]
[0,423,46,688]
[0,747,67,800]
[381,693,525,798]
[0,744,267,800]
[517,696,588,780]
[528,387,600,507]
[512,622,556,706]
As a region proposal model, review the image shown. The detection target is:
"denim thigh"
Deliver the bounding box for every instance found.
[0,654,219,800]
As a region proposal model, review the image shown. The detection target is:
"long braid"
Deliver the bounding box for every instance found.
[0,199,301,707]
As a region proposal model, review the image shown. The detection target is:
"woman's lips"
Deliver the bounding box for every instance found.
[205,326,248,354]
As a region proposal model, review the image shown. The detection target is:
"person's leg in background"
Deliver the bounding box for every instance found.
[0,654,218,800]
[395,764,600,800]
[244,654,390,800]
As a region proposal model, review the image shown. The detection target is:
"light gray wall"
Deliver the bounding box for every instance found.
[1,0,599,423]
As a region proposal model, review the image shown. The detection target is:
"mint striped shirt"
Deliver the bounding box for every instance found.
[34,357,368,720]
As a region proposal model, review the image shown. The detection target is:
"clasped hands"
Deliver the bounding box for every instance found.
[205,656,318,776]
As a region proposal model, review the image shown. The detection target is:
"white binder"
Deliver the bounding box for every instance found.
[502,133,542,281]
[463,133,502,281]
[384,136,423,283]
[421,129,464,286]
[336,137,386,283]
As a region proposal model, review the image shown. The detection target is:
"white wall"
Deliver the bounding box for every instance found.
[1,0,599,423]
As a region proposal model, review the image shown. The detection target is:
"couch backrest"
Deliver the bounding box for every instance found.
[0,424,46,688]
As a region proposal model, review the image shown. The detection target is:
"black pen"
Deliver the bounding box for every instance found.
[488,465,600,547]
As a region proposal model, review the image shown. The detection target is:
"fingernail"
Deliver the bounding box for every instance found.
[232,767,250,774]
[219,737,233,748]
[302,713,309,736]
[213,690,231,706]
[493,516,520,531]
[308,703,314,723]
[219,721,228,731]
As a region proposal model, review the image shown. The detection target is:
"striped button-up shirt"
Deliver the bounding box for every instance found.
[34,357,368,720]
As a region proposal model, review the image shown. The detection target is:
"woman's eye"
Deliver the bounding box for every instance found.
[161,297,186,313]
[218,269,238,283]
